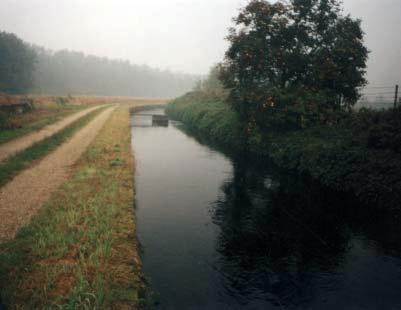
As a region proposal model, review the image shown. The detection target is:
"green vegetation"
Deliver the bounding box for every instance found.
[219,0,368,131]
[0,112,10,131]
[0,114,64,144]
[167,1,398,209]
[193,66,228,99]
[0,107,143,308]
[0,107,105,186]
[167,92,401,210]
[0,103,92,145]
[166,92,242,149]
[0,32,36,93]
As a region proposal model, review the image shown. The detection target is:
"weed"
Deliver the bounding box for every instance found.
[109,157,124,167]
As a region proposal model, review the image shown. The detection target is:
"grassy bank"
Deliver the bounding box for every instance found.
[167,92,401,210]
[0,106,143,308]
[0,106,107,187]
[166,92,243,150]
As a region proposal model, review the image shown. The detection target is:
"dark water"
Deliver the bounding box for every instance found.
[131,108,401,310]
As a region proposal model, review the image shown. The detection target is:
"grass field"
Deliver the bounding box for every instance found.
[0,106,144,308]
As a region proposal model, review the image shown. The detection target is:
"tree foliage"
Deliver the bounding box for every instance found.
[192,65,228,98]
[219,0,368,128]
[0,32,36,93]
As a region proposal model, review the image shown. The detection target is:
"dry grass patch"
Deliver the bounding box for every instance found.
[0,106,144,309]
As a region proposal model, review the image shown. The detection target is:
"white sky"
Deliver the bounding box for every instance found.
[0,0,400,86]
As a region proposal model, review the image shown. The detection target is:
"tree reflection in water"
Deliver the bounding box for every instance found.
[210,158,401,309]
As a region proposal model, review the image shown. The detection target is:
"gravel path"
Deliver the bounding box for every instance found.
[0,107,115,242]
[0,105,106,163]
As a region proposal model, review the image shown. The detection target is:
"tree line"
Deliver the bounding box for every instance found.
[0,32,36,94]
[0,31,198,97]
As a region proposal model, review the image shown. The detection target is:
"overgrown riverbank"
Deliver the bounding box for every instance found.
[167,92,401,211]
[0,106,144,308]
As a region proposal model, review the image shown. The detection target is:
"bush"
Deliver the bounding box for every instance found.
[0,111,11,129]
[19,97,36,112]
[167,92,243,141]
[56,97,68,106]
[167,92,401,210]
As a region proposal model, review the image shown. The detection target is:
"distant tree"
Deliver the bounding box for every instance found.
[219,0,368,128]
[193,79,203,92]
[32,47,199,98]
[0,32,36,93]
[202,66,228,99]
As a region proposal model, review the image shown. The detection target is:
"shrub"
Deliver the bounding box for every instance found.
[167,92,401,210]
[0,111,11,129]
[56,97,68,106]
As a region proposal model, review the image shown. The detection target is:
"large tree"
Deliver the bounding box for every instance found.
[219,0,368,128]
[0,32,36,94]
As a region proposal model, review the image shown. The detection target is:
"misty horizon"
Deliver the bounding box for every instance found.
[0,0,400,87]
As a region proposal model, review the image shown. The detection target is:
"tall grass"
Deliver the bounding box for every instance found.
[167,92,243,148]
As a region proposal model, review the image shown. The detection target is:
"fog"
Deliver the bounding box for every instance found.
[0,0,400,86]
[342,0,401,87]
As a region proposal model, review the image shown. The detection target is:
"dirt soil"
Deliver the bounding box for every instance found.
[0,105,106,162]
[0,107,115,242]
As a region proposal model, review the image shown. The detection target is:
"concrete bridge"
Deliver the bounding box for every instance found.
[133,113,169,127]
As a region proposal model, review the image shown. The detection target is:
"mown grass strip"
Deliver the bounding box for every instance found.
[0,106,143,309]
[0,115,60,145]
[0,106,107,187]
[0,105,91,145]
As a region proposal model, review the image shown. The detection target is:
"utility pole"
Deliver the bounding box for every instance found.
[394,84,399,109]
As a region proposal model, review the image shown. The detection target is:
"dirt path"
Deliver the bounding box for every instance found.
[0,107,115,242]
[0,105,106,163]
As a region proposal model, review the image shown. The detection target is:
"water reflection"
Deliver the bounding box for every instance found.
[133,108,401,310]
[211,159,401,309]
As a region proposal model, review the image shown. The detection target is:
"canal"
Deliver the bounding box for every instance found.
[131,108,401,310]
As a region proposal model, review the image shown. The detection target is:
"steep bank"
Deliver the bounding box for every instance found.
[167,92,401,210]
